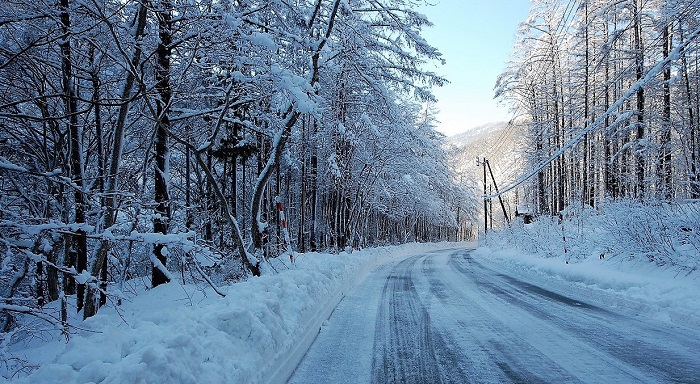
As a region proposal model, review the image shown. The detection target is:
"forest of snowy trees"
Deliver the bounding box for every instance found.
[3,0,700,351]
[0,0,474,331]
[496,0,700,212]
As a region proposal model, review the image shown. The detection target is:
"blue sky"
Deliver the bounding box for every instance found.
[418,0,532,136]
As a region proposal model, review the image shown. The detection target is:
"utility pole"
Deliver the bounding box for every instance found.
[479,157,488,235]
[485,159,511,225]
[489,185,493,230]
[478,157,511,234]
[456,174,463,241]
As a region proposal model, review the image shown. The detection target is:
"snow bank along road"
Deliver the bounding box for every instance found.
[288,248,700,383]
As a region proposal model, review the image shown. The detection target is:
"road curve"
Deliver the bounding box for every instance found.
[288,248,700,383]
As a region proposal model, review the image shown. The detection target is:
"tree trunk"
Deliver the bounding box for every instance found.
[660,24,672,200]
[152,0,173,288]
[582,1,592,207]
[298,118,307,253]
[310,119,319,251]
[59,0,87,311]
[633,0,645,199]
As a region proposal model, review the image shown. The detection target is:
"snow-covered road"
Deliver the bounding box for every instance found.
[288,248,700,383]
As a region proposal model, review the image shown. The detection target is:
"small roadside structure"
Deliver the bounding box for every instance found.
[515,204,534,224]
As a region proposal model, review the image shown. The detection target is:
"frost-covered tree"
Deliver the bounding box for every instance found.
[496,0,700,214]
[1,0,459,332]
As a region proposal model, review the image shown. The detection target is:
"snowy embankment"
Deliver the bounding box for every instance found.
[475,201,700,329]
[6,243,457,383]
[473,245,700,330]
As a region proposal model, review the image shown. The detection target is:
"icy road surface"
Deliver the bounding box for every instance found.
[288,248,700,383]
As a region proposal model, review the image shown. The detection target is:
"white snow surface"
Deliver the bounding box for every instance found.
[5,241,699,383]
[473,244,700,329]
[6,243,452,383]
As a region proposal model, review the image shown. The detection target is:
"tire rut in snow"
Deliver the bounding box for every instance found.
[371,255,469,384]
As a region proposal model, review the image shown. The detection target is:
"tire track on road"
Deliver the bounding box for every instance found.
[371,255,470,384]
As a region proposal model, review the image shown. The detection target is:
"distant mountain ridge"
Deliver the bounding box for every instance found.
[445,121,508,148]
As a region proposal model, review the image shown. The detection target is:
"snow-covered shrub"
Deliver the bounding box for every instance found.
[601,201,699,272]
[489,202,600,261]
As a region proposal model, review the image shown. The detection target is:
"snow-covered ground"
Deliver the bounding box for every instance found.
[2,243,460,383]
[473,245,700,330]
[3,239,698,383]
